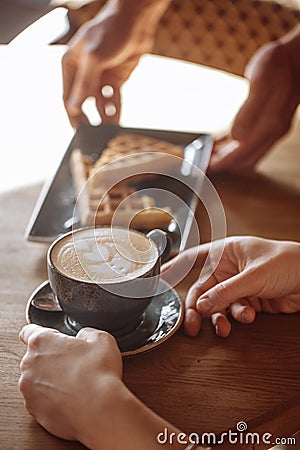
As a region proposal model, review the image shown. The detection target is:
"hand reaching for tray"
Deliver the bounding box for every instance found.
[161,236,300,337]
[209,24,300,172]
[62,0,171,128]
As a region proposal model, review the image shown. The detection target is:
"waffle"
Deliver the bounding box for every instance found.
[70,133,181,228]
[89,133,183,189]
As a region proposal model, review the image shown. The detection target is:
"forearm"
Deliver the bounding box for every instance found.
[82,378,194,450]
[107,384,184,450]
[119,0,172,14]
[279,23,300,74]
[108,0,172,26]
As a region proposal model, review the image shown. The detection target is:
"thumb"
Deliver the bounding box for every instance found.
[208,139,241,172]
[196,270,260,315]
[76,328,122,376]
[76,327,118,347]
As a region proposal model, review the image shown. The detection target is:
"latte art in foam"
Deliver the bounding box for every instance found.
[50,228,158,283]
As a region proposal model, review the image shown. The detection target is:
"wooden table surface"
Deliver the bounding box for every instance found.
[0,34,300,450]
[1,123,300,450]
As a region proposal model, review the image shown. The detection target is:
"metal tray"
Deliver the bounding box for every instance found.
[25,124,213,250]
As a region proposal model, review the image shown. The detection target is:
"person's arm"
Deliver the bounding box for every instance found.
[209,24,300,172]
[279,23,300,74]
[162,236,300,337]
[62,0,171,127]
[19,325,204,450]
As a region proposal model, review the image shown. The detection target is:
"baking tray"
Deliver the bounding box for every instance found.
[25,123,213,250]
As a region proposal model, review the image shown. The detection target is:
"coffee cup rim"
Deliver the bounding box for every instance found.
[47,226,160,285]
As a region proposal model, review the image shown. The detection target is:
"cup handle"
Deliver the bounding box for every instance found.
[147,229,171,263]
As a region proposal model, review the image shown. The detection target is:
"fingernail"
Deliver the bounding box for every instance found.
[196,298,214,313]
[68,96,77,107]
[215,325,220,336]
[104,103,117,117]
[241,312,249,323]
[67,98,81,114]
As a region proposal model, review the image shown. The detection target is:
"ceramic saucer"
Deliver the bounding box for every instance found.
[26,279,183,357]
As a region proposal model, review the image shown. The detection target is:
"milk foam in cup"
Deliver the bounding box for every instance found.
[47,227,166,334]
[51,227,159,284]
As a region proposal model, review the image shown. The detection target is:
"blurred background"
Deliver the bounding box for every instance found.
[0,0,250,193]
[0,0,50,43]
[3,0,300,198]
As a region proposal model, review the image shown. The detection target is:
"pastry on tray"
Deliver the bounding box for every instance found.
[70,133,183,229]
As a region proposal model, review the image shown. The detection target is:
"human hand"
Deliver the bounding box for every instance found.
[19,324,187,450]
[62,0,169,127]
[162,236,300,337]
[209,24,300,172]
[19,325,124,448]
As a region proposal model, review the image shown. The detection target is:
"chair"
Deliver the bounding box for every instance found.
[51,0,300,76]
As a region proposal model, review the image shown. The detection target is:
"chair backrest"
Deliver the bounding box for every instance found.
[152,0,300,76]
[54,0,300,76]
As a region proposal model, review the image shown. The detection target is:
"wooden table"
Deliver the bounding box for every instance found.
[0,31,300,450]
[1,129,300,450]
